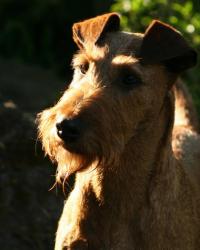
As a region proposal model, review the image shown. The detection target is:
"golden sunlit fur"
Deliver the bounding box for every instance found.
[38,13,200,250]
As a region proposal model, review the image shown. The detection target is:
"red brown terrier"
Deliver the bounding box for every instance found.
[38,13,200,250]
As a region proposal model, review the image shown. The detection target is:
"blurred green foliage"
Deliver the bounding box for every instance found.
[111,0,200,115]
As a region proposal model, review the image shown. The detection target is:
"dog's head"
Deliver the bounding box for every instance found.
[38,13,197,181]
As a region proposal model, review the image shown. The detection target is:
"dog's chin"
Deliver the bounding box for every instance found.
[54,144,97,182]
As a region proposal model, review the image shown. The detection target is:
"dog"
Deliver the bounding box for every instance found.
[38,13,200,250]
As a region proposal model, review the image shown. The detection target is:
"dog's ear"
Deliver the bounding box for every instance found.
[140,20,197,72]
[72,12,120,49]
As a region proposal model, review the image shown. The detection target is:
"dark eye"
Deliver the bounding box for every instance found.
[79,62,89,74]
[122,74,141,87]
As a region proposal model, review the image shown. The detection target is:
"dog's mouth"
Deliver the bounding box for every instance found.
[54,127,97,176]
[61,139,85,155]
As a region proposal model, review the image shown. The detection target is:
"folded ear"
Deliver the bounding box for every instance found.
[140,20,197,72]
[72,12,120,49]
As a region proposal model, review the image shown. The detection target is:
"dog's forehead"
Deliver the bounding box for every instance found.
[105,31,143,56]
[83,31,144,61]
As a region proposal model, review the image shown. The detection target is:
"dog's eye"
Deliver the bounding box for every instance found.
[79,62,89,74]
[122,74,141,87]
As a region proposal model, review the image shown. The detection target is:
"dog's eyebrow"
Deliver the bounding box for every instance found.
[72,53,89,67]
[72,44,108,66]
[112,55,138,65]
[72,52,102,67]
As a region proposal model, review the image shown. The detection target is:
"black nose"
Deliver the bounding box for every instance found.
[56,119,82,143]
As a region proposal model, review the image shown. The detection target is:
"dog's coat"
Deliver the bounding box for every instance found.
[38,13,200,250]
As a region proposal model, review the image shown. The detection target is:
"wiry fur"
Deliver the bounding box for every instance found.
[38,13,200,250]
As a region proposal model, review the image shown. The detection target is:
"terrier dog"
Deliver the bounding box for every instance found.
[38,13,200,250]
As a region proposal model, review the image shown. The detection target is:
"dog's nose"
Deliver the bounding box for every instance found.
[56,119,82,143]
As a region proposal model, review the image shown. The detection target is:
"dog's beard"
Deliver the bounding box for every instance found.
[54,145,96,182]
[53,140,122,182]
[40,131,123,183]
[38,128,95,182]
[37,108,126,183]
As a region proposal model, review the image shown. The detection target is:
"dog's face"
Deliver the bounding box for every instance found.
[38,13,197,180]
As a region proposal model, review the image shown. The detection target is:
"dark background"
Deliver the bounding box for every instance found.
[0,1,199,249]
